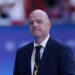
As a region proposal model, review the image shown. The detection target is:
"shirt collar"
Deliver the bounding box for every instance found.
[34,34,50,48]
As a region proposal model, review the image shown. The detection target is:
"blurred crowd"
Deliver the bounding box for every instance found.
[0,0,75,26]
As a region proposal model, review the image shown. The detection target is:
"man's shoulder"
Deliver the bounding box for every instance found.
[48,37,63,47]
[48,38,73,59]
[17,42,33,53]
[48,38,71,51]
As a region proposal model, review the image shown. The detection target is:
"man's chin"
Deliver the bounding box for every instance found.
[33,34,41,38]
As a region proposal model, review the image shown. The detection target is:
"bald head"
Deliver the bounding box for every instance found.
[29,9,50,23]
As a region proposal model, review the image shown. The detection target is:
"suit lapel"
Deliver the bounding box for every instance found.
[23,42,33,75]
[37,38,54,75]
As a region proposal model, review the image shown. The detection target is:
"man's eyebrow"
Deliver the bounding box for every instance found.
[36,19,43,21]
[29,20,33,22]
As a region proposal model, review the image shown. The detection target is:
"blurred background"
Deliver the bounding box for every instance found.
[0,0,75,75]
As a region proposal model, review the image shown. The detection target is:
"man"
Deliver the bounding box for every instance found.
[14,9,75,75]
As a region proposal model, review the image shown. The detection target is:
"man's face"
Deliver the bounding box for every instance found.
[29,12,51,38]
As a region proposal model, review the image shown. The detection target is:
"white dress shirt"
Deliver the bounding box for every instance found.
[31,35,50,75]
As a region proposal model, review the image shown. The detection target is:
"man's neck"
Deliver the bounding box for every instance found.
[35,34,49,45]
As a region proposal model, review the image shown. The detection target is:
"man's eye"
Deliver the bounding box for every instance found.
[37,21,42,23]
[29,21,34,24]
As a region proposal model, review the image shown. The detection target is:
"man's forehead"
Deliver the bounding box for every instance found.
[29,15,44,21]
[29,18,43,22]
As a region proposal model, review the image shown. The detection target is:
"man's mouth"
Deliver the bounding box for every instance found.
[32,29,40,32]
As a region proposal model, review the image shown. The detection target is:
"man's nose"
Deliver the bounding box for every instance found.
[33,22,38,27]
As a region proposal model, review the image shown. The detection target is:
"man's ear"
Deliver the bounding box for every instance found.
[48,22,51,30]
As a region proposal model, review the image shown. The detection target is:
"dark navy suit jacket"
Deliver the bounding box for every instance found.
[14,38,75,75]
